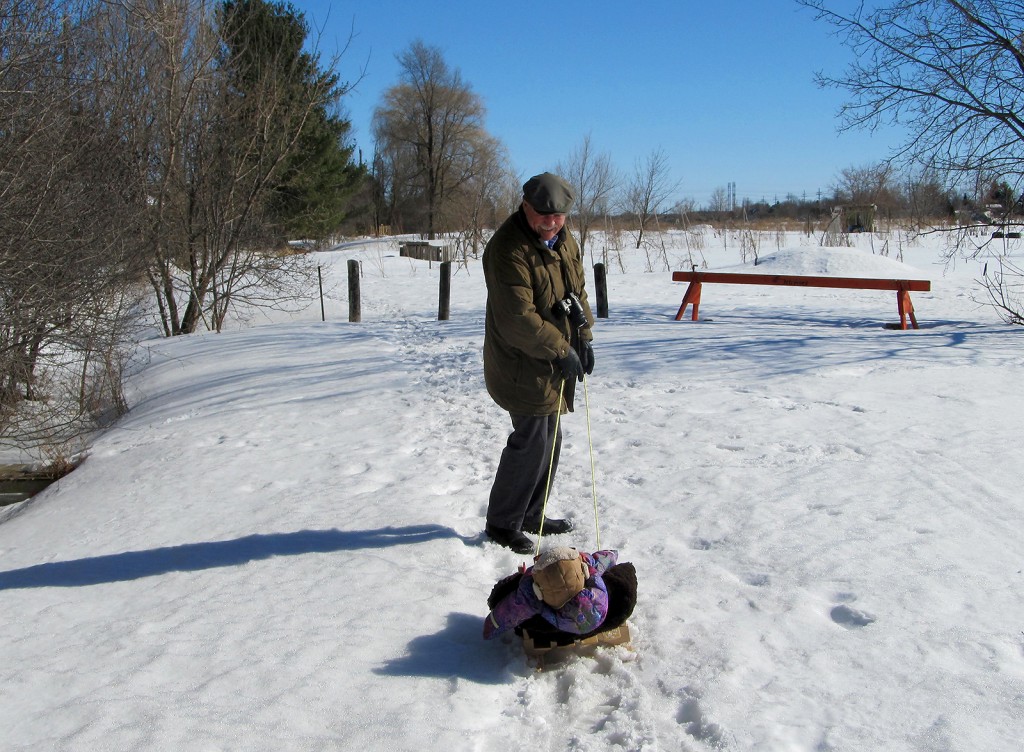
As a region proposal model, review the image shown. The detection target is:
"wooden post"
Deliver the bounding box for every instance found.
[438,261,451,321]
[594,263,609,318]
[317,265,325,322]
[347,259,361,323]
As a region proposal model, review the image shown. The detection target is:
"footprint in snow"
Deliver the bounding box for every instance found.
[830,603,876,628]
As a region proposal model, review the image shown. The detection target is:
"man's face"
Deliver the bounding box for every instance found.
[522,201,566,242]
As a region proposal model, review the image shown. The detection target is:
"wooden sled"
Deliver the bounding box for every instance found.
[490,562,638,669]
[521,622,632,668]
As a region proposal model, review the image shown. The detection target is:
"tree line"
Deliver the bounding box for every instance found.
[696,163,1020,227]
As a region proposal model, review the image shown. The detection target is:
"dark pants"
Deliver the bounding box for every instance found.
[486,413,561,530]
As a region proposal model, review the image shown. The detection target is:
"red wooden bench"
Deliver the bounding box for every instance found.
[672,270,931,330]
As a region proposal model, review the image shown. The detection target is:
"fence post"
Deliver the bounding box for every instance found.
[594,263,609,318]
[317,265,325,321]
[438,261,451,321]
[348,259,361,323]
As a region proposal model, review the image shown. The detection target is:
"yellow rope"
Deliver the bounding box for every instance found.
[532,375,603,557]
[583,373,601,550]
[533,378,565,558]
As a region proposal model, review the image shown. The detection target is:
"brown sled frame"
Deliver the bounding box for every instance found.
[521,623,632,668]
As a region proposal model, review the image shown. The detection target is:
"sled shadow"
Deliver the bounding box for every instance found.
[0,525,467,590]
[374,612,510,685]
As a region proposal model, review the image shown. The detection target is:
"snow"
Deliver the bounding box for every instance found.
[721,245,932,278]
[2,229,1023,751]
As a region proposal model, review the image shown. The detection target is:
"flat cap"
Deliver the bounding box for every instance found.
[523,172,575,214]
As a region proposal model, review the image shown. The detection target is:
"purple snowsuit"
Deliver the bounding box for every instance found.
[483,550,618,639]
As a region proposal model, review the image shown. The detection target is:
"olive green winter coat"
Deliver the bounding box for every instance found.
[483,208,594,416]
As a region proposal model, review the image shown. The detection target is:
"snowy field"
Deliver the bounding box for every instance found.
[1,226,1022,751]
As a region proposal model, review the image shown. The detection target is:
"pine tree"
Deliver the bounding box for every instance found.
[220,0,365,242]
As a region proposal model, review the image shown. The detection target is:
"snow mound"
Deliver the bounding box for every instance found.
[719,246,930,279]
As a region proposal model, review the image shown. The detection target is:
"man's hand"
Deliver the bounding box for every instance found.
[556,347,585,381]
[580,341,595,375]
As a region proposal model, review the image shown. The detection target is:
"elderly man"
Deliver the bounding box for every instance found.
[482,172,596,554]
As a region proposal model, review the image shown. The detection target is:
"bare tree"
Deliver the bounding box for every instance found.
[557,134,619,265]
[370,144,419,234]
[801,1,1024,175]
[622,147,679,250]
[833,163,892,204]
[708,186,731,214]
[1,0,143,449]
[903,168,953,229]
[116,0,226,336]
[800,1,1024,212]
[372,40,499,238]
[119,0,359,335]
[982,257,1024,324]
[832,162,905,228]
[447,136,516,263]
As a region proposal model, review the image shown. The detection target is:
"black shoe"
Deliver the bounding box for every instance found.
[485,524,534,554]
[521,517,574,535]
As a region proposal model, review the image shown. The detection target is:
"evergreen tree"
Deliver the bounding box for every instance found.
[220,0,364,242]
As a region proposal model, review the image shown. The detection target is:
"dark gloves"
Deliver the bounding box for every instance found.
[556,347,585,381]
[556,343,595,381]
[580,341,595,375]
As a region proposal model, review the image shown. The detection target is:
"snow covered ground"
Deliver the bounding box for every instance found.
[1,227,1022,751]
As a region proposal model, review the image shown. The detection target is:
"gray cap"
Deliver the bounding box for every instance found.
[523,172,575,214]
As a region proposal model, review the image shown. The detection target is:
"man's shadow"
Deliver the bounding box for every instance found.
[374,612,513,685]
[0,525,470,590]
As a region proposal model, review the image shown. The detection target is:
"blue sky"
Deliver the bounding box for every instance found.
[296,0,901,207]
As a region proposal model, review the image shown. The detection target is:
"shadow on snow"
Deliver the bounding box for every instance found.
[0,525,465,590]
[374,611,512,686]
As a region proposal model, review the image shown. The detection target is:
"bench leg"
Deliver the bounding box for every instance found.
[675,280,702,321]
[897,289,919,330]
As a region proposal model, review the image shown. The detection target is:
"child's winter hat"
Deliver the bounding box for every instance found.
[532,546,589,608]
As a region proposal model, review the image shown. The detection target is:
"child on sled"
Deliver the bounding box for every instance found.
[483,546,636,644]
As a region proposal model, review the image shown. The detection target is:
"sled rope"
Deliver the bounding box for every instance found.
[582,373,601,550]
[533,375,602,557]
[533,378,564,557]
